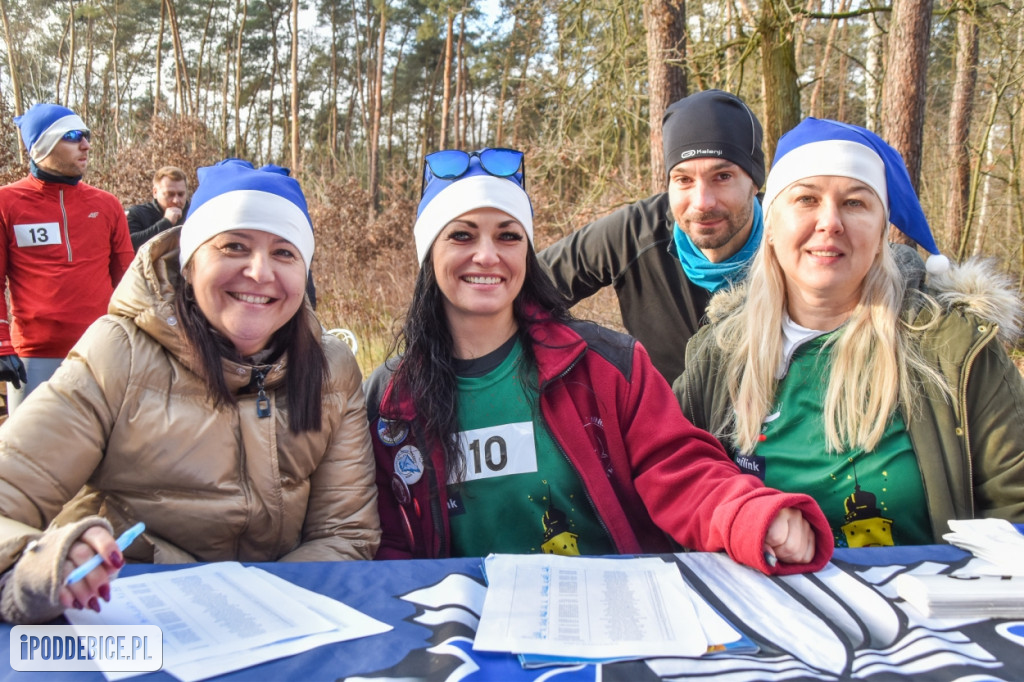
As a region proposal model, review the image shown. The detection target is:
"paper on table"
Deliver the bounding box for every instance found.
[943,519,1024,576]
[474,554,708,659]
[895,572,1024,618]
[517,577,755,668]
[66,562,390,682]
[165,567,393,681]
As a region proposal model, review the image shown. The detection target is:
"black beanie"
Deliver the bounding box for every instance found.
[661,89,765,188]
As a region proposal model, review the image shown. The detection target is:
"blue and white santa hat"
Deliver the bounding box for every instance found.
[414,154,533,265]
[762,117,950,274]
[179,158,314,272]
[13,103,89,163]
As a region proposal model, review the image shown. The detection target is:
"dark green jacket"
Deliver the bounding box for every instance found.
[675,261,1024,542]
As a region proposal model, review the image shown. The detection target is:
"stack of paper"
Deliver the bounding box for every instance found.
[66,562,392,682]
[943,518,1024,575]
[895,573,1024,619]
[473,553,755,668]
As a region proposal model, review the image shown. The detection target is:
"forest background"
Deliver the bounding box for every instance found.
[0,0,1021,376]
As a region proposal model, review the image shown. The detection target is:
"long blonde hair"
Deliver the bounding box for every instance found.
[714,208,946,454]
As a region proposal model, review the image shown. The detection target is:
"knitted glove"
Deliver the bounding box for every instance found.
[0,516,114,624]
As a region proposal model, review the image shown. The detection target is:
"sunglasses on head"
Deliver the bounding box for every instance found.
[61,130,91,143]
[422,148,525,196]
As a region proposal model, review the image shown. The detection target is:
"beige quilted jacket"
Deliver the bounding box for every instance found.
[0,227,380,582]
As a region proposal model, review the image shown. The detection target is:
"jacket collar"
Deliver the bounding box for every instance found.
[25,173,82,192]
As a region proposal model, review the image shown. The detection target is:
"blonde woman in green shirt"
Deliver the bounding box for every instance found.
[676,118,1024,547]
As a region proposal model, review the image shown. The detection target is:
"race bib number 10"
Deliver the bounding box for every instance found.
[455,422,537,483]
[14,222,62,248]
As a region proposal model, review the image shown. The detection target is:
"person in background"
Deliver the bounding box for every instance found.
[0,103,134,411]
[0,159,379,624]
[538,90,765,383]
[126,165,190,252]
[366,147,832,573]
[676,118,1024,548]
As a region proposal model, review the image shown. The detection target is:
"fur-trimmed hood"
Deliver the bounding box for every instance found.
[706,257,1023,345]
[927,258,1022,343]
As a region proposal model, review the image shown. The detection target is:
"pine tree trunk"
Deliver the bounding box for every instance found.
[440,10,454,149]
[368,4,386,217]
[759,0,801,164]
[290,0,300,172]
[946,7,978,255]
[643,0,686,193]
[881,0,934,245]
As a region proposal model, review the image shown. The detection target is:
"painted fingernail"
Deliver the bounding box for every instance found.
[73,600,83,610]
[89,597,101,613]
[109,552,124,569]
[99,584,111,602]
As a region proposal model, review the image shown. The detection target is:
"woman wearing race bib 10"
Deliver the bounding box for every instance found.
[365,147,832,574]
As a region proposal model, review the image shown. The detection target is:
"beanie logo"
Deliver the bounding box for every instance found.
[681,148,724,160]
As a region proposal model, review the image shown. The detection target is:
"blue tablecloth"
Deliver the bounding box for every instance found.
[1,543,1022,682]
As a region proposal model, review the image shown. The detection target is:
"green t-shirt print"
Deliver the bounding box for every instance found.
[447,341,613,557]
[751,337,932,548]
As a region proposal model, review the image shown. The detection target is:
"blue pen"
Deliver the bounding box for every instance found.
[65,522,146,586]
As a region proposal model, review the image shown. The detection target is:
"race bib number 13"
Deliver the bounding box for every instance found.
[14,222,62,247]
[455,422,537,483]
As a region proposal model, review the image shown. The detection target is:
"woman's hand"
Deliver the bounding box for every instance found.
[764,507,817,566]
[59,526,123,612]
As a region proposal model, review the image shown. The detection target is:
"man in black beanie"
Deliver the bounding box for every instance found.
[539,90,765,384]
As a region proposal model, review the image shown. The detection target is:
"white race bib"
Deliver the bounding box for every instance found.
[13,222,62,248]
[455,421,537,483]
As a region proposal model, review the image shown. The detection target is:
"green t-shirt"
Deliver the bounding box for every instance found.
[447,340,614,557]
[748,336,932,548]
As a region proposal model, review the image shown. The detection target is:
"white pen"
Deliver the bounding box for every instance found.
[64,522,146,586]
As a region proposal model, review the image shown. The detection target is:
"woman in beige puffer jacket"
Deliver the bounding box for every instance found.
[0,160,380,623]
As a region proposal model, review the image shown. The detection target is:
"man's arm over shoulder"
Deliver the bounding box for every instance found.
[538,193,672,305]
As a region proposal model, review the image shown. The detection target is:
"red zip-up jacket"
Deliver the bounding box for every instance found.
[366,316,833,575]
[0,175,134,357]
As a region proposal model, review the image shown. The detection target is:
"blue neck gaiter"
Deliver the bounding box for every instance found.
[673,199,763,293]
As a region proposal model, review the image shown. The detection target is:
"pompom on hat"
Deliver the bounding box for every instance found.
[13,103,89,163]
[179,159,314,272]
[413,150,533,265]
[762,117,950,274]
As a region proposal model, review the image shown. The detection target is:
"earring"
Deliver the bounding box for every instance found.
[183,282,196,303]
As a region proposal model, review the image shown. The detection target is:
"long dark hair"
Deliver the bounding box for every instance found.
[174,265,328,434]
[385,247,572,482]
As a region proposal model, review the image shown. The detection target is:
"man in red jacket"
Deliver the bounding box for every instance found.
[0,103,134,412]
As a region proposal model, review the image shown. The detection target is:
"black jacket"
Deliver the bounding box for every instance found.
[126,199,189,252]
[538,192,710,383]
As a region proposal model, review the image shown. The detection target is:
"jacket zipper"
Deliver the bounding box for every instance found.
[254,368,271,418]
[539,351,617,552]
[427,457,447,557]
[958,323,997,517]
[235,365,271,556]
[59,188,72,262]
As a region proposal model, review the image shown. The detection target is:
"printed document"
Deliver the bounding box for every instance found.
[474,554,709,659]
[66,562,391,682]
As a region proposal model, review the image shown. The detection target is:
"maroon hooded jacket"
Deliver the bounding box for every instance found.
[365,315,832,575]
